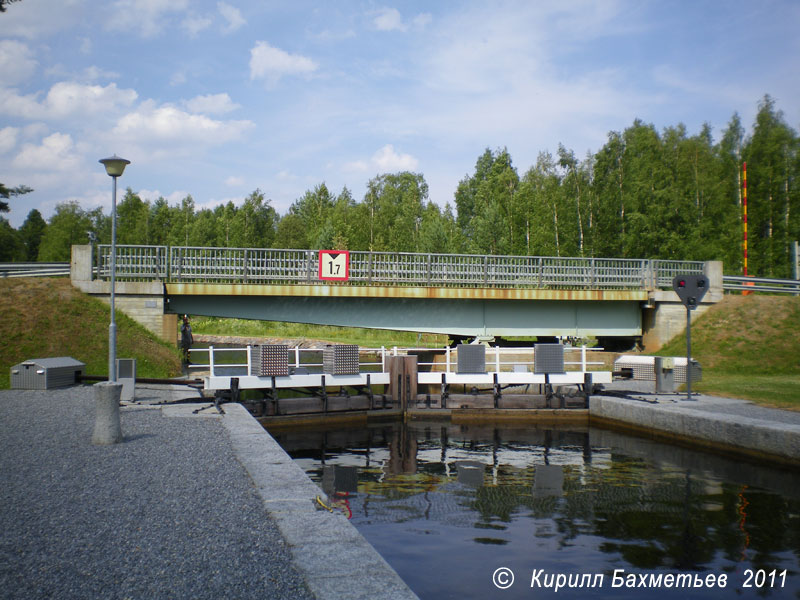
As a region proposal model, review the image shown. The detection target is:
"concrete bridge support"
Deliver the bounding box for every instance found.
[641,261,723,351]
[70,245,176,344]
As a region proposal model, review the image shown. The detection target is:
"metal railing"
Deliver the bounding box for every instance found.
[191,344,606,379]
[723,275,800,294]
[0,262,70,278]
[95,245,706,290]
[96,245,168,280]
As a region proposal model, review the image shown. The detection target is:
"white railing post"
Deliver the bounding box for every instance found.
[381,346,386,372]
[581,345,587,372]
[495,345,500,373]
[295,346,301,370]
[446,346,451,373]
[209,345,215,376]
[246,344,252,375]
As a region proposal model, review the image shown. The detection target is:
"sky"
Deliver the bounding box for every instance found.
[1,0,799,228]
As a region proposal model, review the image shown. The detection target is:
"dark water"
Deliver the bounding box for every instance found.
[271,421,800,600]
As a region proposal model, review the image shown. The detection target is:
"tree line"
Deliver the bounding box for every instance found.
[2,95,797,278]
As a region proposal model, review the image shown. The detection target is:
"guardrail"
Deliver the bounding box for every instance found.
[192,344,608,381]
[94,245,706,290]
[723,275,800,294]
[0,262,70,278]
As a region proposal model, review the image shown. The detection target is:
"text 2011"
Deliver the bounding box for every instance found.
[743,569,786,589]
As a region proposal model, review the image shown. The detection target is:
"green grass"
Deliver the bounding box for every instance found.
[1,278,182,389]
[690,374,800,410]
[191,316,448,348]
[656,295,800,409]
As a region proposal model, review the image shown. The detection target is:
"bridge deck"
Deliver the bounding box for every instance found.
[166,282,648,301]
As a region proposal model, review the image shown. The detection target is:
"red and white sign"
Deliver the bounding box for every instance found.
[318,250,350,281]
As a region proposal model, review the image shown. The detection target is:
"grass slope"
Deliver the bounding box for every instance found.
[191,316,448,348]
[0,278,182,389]
[657,295,800,408]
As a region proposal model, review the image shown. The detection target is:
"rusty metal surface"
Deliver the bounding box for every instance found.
[165,282,648,302]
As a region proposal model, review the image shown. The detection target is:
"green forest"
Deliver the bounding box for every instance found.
[2,95,798,278]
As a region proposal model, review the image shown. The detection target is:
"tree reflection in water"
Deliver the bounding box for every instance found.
[271,421,800,599]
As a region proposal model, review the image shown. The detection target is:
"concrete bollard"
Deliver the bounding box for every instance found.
[92,382,123,445]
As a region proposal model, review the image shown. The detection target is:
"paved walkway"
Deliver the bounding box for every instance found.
[0,384,417,600]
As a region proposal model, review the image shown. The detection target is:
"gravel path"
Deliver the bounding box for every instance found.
[0,387,313,600]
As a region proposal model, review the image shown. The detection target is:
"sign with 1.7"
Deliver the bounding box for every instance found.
[318,250,350,281]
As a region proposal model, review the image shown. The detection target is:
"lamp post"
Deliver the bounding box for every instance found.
[99,155,130,383]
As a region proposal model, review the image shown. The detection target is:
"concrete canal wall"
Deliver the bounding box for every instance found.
[590,393,800,466]
[209,403,420,600]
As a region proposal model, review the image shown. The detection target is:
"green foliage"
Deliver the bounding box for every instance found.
[0,217,25,261]
[18,209,47,260]
[37,201,98,261]
[365,172,429,251]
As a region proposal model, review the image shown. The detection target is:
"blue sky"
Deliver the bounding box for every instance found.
[1,0,798,228]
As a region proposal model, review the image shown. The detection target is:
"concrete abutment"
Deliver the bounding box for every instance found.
[70,245,177,344]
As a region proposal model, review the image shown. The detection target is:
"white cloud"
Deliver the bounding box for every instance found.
[218,2,245,33]
[373,7,406,32]
[249,41,317,82]
[0,127,19,154]
[346,145,419,173]
[225,176,244,187]
[82,66,120,81]
[107,0,190,37]
[12,132,81,172]
[46,82,138,118]
[0,81,138,121]
[372,8,430,33]
[372,144,418,171]
[412,13,432,29]
[184,93,240,115]
[138,189,190,205]
[0,40,38,86]
[113,100,254,146]
[182,13,213,37]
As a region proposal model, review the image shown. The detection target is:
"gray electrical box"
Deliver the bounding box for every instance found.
[116,358,136,401]
[534,344,565,374]
[456,344,486,374]
[10,357,85,390]
[323,344,359,375]
[654,356,675,393]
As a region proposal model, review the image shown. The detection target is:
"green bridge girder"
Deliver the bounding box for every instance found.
[165,283,647,338]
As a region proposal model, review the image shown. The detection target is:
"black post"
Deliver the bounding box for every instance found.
[686,307,693,401]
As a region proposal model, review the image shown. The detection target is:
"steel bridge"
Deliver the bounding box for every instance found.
[72,244,716,341]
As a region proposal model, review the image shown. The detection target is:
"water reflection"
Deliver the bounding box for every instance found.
[271,422,800,599]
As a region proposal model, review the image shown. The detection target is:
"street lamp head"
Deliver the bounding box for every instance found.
[99,155,130,177]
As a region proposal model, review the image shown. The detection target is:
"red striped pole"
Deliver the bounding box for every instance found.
[743,161,748,276]
[742,162,754,295]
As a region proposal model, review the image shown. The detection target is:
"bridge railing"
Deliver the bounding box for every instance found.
[96,245,169,280]
[95,245,705,290]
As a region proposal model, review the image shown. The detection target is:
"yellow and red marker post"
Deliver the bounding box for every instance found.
[742,162,753,295]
